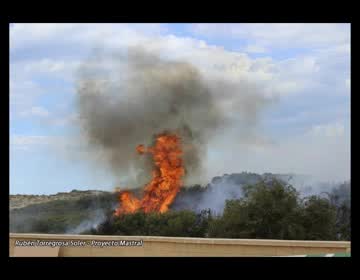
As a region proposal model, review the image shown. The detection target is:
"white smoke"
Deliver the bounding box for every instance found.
[66,209,106,234]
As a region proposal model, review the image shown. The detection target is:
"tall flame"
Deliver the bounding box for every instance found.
[114,133,185,216]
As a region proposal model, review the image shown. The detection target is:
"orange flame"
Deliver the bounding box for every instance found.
[114,133,185,216]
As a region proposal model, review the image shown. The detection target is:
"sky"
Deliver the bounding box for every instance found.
[10,23,351,195]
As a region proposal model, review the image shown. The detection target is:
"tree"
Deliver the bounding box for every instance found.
[329,182,351,240]
[86,191,342,240]
[94,210,211,237]
[335,203,350,240]
[112,211,147,235]
[244,179,304,239]
[162,210,197,237]
[208,179,305,239]
[208,199,253,238]
[301,196,337,240]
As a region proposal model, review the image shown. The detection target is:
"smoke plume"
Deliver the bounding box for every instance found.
[77,47,267,188]
[76,46,225,188]
[66,208,106,234]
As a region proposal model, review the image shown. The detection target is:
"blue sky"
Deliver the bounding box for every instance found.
[10,23,351,194]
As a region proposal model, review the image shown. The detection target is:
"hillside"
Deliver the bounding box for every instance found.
[10,190,111,210]
[9,172,265,233]
[9,172,350,238]
[10,190,118,234]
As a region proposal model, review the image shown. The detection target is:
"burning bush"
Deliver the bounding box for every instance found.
[10,177,349,241]
[115,132,185,216]
[90,178,345,240]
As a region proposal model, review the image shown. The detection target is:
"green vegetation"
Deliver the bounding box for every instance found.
[10,192,118,234]
[90,209,211,237]
[91,179,350,241]
[207,180,304,239]
[10,177,350,241]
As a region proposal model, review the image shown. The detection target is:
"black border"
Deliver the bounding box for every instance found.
[3,17,355,272]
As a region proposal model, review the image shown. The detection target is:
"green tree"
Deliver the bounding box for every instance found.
[208,199,253,238]
[329,182,351,240]
[301,196,337,240]
[162,210,197,236]
[112,211,147,235]
[208,179,305,239]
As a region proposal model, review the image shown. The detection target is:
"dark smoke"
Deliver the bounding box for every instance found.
[76,47,225,188]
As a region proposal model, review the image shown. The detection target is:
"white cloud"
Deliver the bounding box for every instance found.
[243,44,268,53]
[10,24,351,112]
[206,120,350,182]
[10,134,78,154]
[9,24,166,124]
[10,23,166,53]
[11,58,81,83]
[129,35,296,100]
[346,77,350,90]
[9,24,351,161]
[23,59,76,74]
[10,79,45,113]
[10,58,78,121]
[19,106,50,118]
[10,24,350,194]
[11,31,288,124]
[191,23,350,50]
[47,113,80,127]
[10,24,350,134]
[308,122,345,138]
[141,33,349,99]
[189,25,347,99]
[10,135,51,151]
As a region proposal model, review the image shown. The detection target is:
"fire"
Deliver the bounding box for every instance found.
[114,133,185,216]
